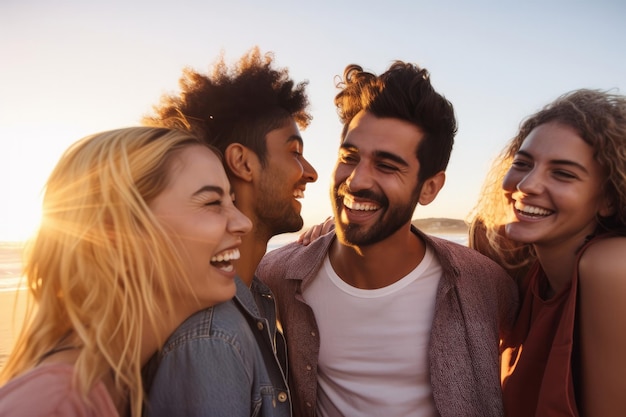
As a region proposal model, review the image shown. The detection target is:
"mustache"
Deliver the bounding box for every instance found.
[336,184,388,206]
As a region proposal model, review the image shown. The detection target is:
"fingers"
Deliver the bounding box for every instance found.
[297,217,335,246]
[320,217,334,235]
[298,224,322,246]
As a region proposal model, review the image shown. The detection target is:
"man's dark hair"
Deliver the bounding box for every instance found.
[334,62,457,181]
[143,47,311,166]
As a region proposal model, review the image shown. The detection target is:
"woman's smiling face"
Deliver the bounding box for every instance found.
[502,121,610,250]
[149,144,252,310]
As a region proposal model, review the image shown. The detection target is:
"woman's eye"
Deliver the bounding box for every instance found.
[511,159,531,169]
[554,170,577,180]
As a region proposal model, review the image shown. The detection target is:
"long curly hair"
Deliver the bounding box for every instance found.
[0,127,210,417]
[333,61,457,182]
[469,89,626,277]
[143,46,310,167]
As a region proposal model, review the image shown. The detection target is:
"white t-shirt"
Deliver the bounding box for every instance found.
[302,246,441,417]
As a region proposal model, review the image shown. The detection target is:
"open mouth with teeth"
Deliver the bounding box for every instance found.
[210,248,241,272]
[293,189,304,199]
[343,196,379,212]
[514,202,554,218]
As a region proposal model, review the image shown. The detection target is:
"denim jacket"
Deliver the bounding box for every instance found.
[143,277,291,417]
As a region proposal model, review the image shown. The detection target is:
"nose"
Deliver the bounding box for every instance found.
[345,162,373,192]
[228,207,253,236]
[513,170,543,195]
[302,157,318,183]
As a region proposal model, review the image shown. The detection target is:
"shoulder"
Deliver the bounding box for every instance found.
[257,232,334,282]
[425,234,516,301]
[577,236,626,350]
[260,238,320,266]
[151,302,261,386]
[579,236,626,290]
[256,242,302,289]
[580,236,626,272]
[426,234,509,274]
[424,235,518,332]
[258,242,300,273]
[0,364,76,399]
[161,301,255,355]
[0,364,116,416]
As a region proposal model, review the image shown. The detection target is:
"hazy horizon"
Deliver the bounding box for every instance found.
[0,216,470,244]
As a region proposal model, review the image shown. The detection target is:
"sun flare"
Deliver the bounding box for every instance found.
[0,193,43,243]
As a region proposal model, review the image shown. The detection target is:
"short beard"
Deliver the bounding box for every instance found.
[332,183,420,247]
[256,177,304,237]
[259,203,304,236]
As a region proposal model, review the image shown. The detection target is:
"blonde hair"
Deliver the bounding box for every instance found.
[469,89,626,278]
[0,127,210,416]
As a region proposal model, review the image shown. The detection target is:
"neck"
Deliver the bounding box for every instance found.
[533,239,585,296]
[532,225,599,296]
[330,223,423,289]
[234,228,271,286]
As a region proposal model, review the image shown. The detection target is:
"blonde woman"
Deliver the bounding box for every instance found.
[470,89,626,416]
[0,127,252,417]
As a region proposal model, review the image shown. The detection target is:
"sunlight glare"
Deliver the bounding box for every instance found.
[0,196,43,243]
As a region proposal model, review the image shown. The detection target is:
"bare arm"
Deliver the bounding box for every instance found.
[578,237,626,417]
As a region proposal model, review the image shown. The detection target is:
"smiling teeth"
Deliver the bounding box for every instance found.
[344,197,378,211]
[211,249,241,263]
[294,189,304,199]
[515,202,552,216]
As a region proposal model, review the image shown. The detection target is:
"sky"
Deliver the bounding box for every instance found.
[1,0,625,241]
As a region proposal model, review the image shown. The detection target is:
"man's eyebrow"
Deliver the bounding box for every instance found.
[374,150,409,167]
[340,142,357,152]
[516,150,589,173]
[339,142,409,166]
[192,185,225,197]
[286,134,304,146]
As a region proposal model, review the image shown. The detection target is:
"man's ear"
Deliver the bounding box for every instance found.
[224,143,255,182]
[418,171,446,206]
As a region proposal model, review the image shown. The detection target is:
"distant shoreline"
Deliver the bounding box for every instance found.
[0,217,469,246]
[267,218,469,252]
[411,217,468,235]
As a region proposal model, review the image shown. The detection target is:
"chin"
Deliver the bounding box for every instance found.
[286,214,304,231]
[275,218,304,235]
[505,224,537,244]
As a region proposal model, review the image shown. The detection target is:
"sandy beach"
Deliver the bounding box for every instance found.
[0,241,28,370]
[0,289,28,370]
[0,290,26,368]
